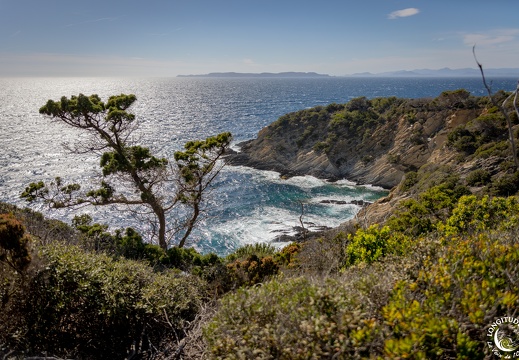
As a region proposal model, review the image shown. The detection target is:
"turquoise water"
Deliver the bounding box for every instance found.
[1,77,517,254]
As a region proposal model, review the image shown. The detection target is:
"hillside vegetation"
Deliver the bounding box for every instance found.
[229,89,516,188]
[2,89,519,359]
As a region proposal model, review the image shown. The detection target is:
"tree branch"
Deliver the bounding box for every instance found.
[473,46,519,171]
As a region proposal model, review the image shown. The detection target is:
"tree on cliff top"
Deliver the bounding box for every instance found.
[21,93,232,250]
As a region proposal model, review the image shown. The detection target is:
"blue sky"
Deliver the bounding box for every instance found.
[1,0,518,76]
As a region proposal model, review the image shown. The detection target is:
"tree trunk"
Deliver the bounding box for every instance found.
[178,195,200,248]
[154,206,167,251]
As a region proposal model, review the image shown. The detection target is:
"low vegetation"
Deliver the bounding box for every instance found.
[3,89,519,359]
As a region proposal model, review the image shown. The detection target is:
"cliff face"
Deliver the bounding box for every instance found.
[228,91,484,188]
[227,89,517,226]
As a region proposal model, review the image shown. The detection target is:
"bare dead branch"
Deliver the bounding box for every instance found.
[473,45,519,171]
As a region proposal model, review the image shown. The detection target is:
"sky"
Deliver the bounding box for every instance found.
[1,0,519,77]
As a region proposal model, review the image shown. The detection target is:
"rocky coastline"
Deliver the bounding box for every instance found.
[226,90,505,226]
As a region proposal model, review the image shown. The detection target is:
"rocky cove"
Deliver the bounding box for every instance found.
[226,89,517,226]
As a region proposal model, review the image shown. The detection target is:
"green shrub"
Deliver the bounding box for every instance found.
[163,245,220,271]
[226,254,279,287]
[226,242,277,262]
[437,89,473,109]
[274,242,301,268]
[441,195,519,236]
[361,154,374,164]
[474,140,509,159]
[389,181,470,236]
[205,277,380,359]
[387,198,434,236]
[400,171,418,191]
[387,153,400,164]
[345,225,391,266]
[382,234,519,359]
[2,244,207,359]
[466,169,491,186]
[447,126,478,154]
[491,171,519,196]
[344,225,413,267]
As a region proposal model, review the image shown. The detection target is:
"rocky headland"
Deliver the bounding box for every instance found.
[227,89,518,225]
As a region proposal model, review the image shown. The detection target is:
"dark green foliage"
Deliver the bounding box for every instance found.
[114,227,163,262]
[466,168,491,186]
[100,145,168,176]
[370,96,402,113]
[447,112,509,158]
[4,244,207,359]
[20,181,47,202]
[24,93,232,250]
[163,246,220,271]
[225,242,277,262]
[225,254,278,287]
[448,126,478,154]
[490,171,519,196]
[330,100,383,135]
[325,102,345,113]
[400,171,418,191]
[474,140,510,159]
[72,214,163,262]
[72,214,115,251]
[436,89,475,109]
[224,243,280,288]
[387,198,433,236]
[296,125,316,147]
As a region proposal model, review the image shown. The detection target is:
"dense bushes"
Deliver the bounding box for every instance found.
[0,206,305,358]
[1,244,208,359]
[7,189,518,358]
[204,276,384,359]
[382,233,519,359]
[206,194,519,359]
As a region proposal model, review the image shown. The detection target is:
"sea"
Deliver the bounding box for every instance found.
[1,76,517,255]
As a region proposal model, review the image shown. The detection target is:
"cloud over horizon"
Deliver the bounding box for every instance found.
[388,8,420,20]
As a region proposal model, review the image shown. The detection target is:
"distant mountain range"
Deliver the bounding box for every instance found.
[178,68,519,78]
[177,72,330,78]
[348,67,519,77]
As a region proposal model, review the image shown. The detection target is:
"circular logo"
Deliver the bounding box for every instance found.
[487,316,519,358]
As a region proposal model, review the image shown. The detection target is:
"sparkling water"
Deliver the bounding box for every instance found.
[1,77,517,254]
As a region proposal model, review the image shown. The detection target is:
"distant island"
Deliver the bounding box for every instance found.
[177,72,331,78]
[348,67,519,77]
[178,68,519,78]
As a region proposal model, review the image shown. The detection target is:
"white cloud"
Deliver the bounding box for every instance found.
[387,8,420,20]
[462,29,519,47]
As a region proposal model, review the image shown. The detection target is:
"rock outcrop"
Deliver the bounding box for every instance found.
[227,91,483,189]
[226,90,516,227]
